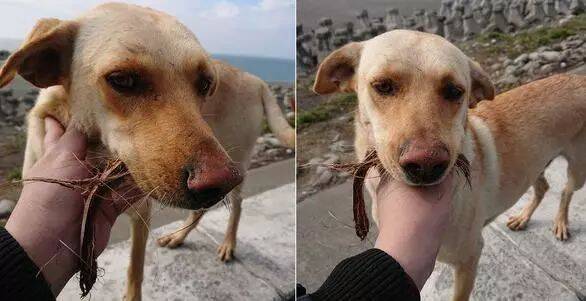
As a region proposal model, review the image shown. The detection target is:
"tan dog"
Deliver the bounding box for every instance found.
[0,3,294,300]
[314,30,585,300]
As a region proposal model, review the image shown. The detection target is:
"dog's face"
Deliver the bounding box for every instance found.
[314,30,494,186]
[0,3,242,209]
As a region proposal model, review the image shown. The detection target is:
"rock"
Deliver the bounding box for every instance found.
[329,140,353,153]
[528,52,541,61]
[514,53,529,65]
[570,0,585,15]
[498,74,520,86]
[257,134,282,148]
[522,60,541,73]
[558,15,575,26]
[265,148,281,157]
[315,164,331,176]
[539,63,555,74]
[561,38,584,50]
[0,199,16,219]
[313,169,334,186]
[539,51,562,62]
[0,50,9,60]
[505,65,524,76]
[322,153,340,165]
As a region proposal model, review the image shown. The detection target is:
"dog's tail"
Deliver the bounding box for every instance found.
[261,83,295,149]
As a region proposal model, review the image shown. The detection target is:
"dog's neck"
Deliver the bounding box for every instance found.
[462,114,501,210]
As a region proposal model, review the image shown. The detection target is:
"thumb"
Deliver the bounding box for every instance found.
[53,123,88,160]
[43,117,65,151]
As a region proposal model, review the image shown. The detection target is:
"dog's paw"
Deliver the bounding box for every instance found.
[553,220,570,241]
[157,233,185,249]
[506,214,529,231]
[217,241,235,262]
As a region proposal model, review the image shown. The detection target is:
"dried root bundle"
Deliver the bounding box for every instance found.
[23,158,129,297]
[330,150,382,240]
[330,150,471,241]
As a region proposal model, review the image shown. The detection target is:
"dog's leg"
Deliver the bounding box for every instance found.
[157,210,205,248]
[507,172,549,231]
[22,115,45,178]
[553,162,585,240]
[452,238,483,301]
[217,184,243,262]
[125,201,151,301]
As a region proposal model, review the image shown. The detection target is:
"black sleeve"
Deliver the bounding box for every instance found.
[308,248,420,301]
[0,227,55,301]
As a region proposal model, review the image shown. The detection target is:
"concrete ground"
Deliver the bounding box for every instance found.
[59,159,295,300]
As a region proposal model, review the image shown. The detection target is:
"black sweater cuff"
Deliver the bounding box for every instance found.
[311,248,420,301]
[0,227,55,300]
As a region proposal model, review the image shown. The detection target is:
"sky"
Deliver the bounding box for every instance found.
[0,0,294,59]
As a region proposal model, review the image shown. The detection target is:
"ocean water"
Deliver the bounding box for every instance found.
[214,54,295,83]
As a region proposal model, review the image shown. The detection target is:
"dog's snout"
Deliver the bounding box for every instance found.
[184,163,243,209]
[399,141,450,185]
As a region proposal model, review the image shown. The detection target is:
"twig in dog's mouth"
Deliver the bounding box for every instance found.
[22,158,129,297]
[329,150,471,240]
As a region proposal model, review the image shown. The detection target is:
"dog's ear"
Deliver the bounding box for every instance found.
[0,18,78,89]
[313,42,363,94]
[468,60,495,108]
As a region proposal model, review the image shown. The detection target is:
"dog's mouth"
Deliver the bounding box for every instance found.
[331,149,471,240]
[402,153,471,187]
[182,188,228,210]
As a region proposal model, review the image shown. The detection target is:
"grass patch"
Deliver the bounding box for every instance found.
[6,167,21,182]
[472,14,586,59]
[297,93,357,126]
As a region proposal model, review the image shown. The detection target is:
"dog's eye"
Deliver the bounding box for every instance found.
[106,72,142,94]
[443,83,464,101]
[197,76,213,96]
[372,80,395,96]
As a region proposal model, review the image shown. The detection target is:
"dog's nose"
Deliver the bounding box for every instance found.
[185,164,243,208]
[399,143,450,185]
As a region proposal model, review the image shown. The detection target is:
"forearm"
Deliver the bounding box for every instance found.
[0,227,55,300]
[310,249,420,301]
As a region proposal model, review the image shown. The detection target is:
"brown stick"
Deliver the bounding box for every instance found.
[330,150,379,240]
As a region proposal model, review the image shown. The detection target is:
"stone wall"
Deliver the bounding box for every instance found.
[297,0,585,72]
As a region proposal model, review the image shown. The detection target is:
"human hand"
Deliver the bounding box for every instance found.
[5,117,139,296]
[374,173,455,290]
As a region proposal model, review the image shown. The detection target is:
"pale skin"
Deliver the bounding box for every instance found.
[374,173,454,290]
[5,117,139,296]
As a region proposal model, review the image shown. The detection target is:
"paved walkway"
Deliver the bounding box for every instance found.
[59,179,294,300]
